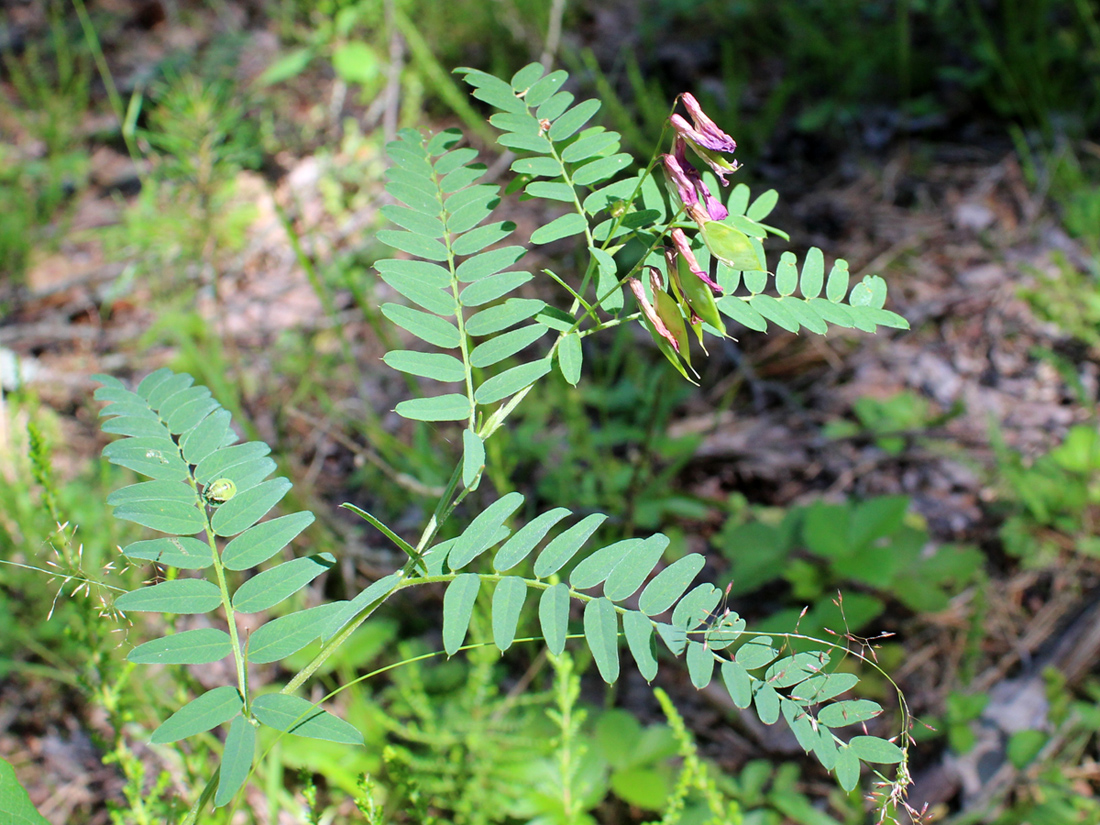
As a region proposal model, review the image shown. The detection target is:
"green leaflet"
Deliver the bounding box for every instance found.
[449,492,524,570]
[116,579,222,614]
[194,441,271,485]
[569,538,642,590]
[112,499,205,535]
[215,715,255,806]
[395,394,472,422]
[562,130,619,163]
[211,478,292,537]
[491,577,527,652]
[791,672,859,703]
[455,245,526,283]
[800,247,825,298]
[150,685,242,744]
[847,735,904,764]
[834,745,861,792]
[539,582,570,656]
[322,571,403,641]
[493,507,571,571]
[603,534,669,602]
[571,154,632,187]
[736,640,779,670]
[0,757,50,825]
[122,537,213,569]
[383,351,466,383]
[462,429,485,490]
[750,294,800,333]
[549,98,601,141]
[465,299,546,336]
[459,271,533,307]
[381,304,462,348]
[753,682,781,725]
[221,511,316,571]
[451,220,514,255]
[584,597,620,683]
[469,324,547,368]
[817,700,883,728]
[523,69,567,107]
[474,358,552,405]
[533,513,607,578]
[248,602,347,664]
[765,651,829,688]
[442,573,481,656]
[231,553,335,613]
[721,660,753,709]
[128,628,232,665]
[251,694,363,745]
[622,610,658,682]
[671,583,721,630]
[685,640,714,689]
[530,213,586,244]
[181,408,233,465]
[746,189,778,221]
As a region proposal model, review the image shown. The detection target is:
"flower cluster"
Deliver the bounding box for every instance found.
[629,93,746,375]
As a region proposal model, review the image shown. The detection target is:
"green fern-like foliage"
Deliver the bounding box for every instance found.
[94,368,361,809]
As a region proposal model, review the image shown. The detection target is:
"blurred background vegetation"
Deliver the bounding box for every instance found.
[2,0,1100,822]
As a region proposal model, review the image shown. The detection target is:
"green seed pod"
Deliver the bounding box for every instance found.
[205,478,237,504]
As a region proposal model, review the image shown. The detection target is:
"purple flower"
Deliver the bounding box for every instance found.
[670,93,740,186]
[669,228,722,294]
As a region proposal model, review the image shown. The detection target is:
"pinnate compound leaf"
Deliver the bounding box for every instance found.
[248,602,347,664]
[212,478,292,537]
[470,324,547,368]
[116,579,221,614]
[122,537,213,569]
[462,429,485,490]
[530,213,586,245]
[603,534,669,602]
[150,686,242,744]
[231,553,335,613]
[492,576,527,652]
[113,500,205,535]
[817,700,883,728]
[221,511,316,571]
[0,756,51,825]
[128,628,232,665]
[395,394,472,422]
[557,332,582,386]
[381,304,461,348]
[449,492,525,570]
[474,358,552,405]
[848,735,904,764]
[251,694,363,745]
[494,507,572,571]
[539,582,570,655]
[622,610,658,681]
[637,554,705,616]
[383,351,465,382]
[215,716,255,807]
[443,573,481,655]
[685,640,715,689]
[533,513,607,578]
[584,597,620,683]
